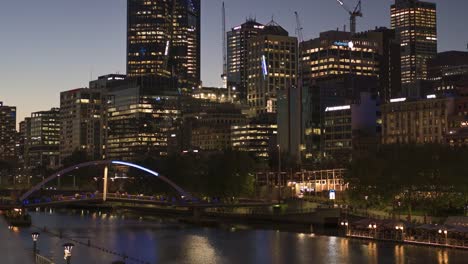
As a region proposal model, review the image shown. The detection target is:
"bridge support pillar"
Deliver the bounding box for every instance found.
[103,166,109,202]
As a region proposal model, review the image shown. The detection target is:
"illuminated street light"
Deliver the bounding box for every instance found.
[340,220,349,236]
[63,243,75,264]
[395,225,404,241]
[31,232,40,255]
[368,223,377,238]
[439,229,448,245]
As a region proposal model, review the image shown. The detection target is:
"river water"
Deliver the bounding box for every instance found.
[4,209,468,264]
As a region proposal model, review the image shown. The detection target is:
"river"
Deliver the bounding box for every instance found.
[4,209,468,263]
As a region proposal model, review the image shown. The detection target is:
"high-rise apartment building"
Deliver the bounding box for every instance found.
[227,19,265,102]
[60,89,104,162]
[391,0,437,97]
[247,21,298,115]
[127,0,201,92]
[0,102,17,160]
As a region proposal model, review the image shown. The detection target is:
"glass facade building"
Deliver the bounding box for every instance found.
[227,19,265,102]
[246,21,297,116]
[391,0,437,97]
[127,0,201,92]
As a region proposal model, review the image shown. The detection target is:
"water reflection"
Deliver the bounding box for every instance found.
[368,241,378,264]
[185,235,220,264]
[438,249,449,264]
[394,245,405,264]
[5,211,468,264]
[339,237,349,260]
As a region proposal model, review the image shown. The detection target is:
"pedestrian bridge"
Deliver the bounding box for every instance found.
[19,160,190,203]
[15,160,273,209]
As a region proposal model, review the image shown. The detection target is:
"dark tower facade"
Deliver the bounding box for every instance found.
[127,0,201,93]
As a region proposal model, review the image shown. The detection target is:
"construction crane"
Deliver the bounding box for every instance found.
[294,11,304,43]
[335,0,362,34]
[295,11,304,89]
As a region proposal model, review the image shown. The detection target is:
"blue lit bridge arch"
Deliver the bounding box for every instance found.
[20,160,190,202]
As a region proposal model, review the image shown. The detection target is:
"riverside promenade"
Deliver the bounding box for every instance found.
[0,215,34,263]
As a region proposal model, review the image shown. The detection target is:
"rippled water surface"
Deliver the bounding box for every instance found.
[6,210,468,263]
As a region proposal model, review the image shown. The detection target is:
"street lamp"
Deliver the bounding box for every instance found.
[395,225,404,241]
[340,220,349,236]
[31,232,40,255]
[368,223,377,238]
[63,243,75,264]
[438,229,448,245]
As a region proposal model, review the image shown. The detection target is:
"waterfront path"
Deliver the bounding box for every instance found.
[0,215,35,263]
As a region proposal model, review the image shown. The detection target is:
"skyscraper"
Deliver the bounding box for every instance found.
[60,89,104,162]
[0,101,17,161]
[26,108,61,170]
[246,21,298,116]
[227,19,265,102]
[127,0,201,93]
[391,0,437,98]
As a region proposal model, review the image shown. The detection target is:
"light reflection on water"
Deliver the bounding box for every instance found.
[6,210,468,264]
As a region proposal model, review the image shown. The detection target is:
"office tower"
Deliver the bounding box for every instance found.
[191,105,246,151]
[356,27,402,102]
[246,20,298,116]
[427,51,468,96]
[300,30,381,161]
[323,93,379,164]
[0,101,17,160]
[231,113,278,159]
[26,108,60,169]
[301,30,381,83]
[59,89,104,162]
[391,0,437,97]
[106,84,181,161]
[127,0,201,92]
[18,118,31,167]
[227,19,265,102]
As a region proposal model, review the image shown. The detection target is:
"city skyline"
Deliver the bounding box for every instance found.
[1,0,467,124]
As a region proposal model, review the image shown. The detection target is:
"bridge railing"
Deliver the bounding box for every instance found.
[36,254,55,264]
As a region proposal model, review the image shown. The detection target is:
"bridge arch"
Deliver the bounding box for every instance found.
[20,160,190,202]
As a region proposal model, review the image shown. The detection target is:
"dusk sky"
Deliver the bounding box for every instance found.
[0,0,466,124]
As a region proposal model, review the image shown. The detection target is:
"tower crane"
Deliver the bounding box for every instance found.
[295,11,304,90]
[294,11,304,44]
[335,0,362,34]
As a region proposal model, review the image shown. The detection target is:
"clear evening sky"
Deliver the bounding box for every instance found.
[0,0,466,124]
